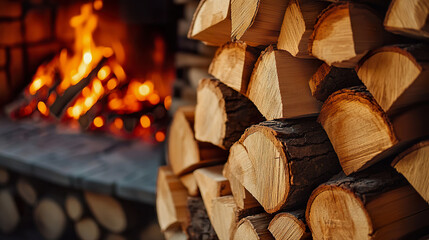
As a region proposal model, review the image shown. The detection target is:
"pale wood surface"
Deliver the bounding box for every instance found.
[195,79,264,149]
[209,41,259,94]
[156,166,188,232]
[231,0,288,46]
[309,63,361,102]
[278,0,328,58]
[0,189,19,234]
[179,173,200,197]
[357,44,429,115]
[247,46,321,120]
[232,213,274,240]
[268,211,310,240]
[34,197,67,240]
[384,0,429,39]
[188,0,231,46]
[16,177,37,206]
[65,194,84,222]
[306,168,429,240]
[309,2,384,68]
[193,165,231,219]
[75,218,100,240]
[226,118,340,213]
[318,87,397,175]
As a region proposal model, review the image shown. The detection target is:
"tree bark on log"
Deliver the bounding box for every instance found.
[306,167,429,240]
[231,0,288,46]
[209,41,260,94]
[195,79,264,149]
[278,0,329,58]
[309,63,361,102]
[168,106,228,176]
[186,197,219,240]
[187,0,231,46]
[247,45,321,120]
[384,0,429,40]
[232,213,274,240]
[356,44,429,115]
[268,210,310,240]
[227,117,340,213]
[309,2,385,68]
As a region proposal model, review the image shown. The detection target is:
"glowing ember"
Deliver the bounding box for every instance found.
[93,116,104,128]
[140,115,151,128]
[155,131,165,142]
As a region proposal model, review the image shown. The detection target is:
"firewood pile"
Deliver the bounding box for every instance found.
[157,0,429,239]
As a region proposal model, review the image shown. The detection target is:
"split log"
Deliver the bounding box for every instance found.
[356,44,429,115]
[195,79,264,149]
[384,0,429,40]
[231,0,288,46]
[65,193,85,222]
[193,165,231,218]
[168,106,227,176]
[247,46,321,120]
[75,217,101,240]
[232,213,274,240]
[306,168,429,240]
[277,0,329,58]
[34,196,67,240]
[309,63,361,102]
[227,118,340,213]
[84,192,135,234]
[392,139,429,203]
[185,197,219,240]
[309,2,385,68]
[16,177,38,206]
[318,87,397,175]
[223,162,261,209]
[187,0,231,46]
[164,229,188,240]
[268,210,310,240]
[156,166,188,232]
[0,168,9,185]
[211,195,262,240]
[179,173,199,197]
[208,41,259,94]
[0,188,20,233]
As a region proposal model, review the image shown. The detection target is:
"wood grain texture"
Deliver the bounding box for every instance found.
[318,86,397,175]
[195,78,264,149]
[227,118,340,213]
[306,167,429,240]
[247,45,322,120]
[232,213,274,240]
[384,0,429,40]
[268,210,310,240]
[309,2,385,68]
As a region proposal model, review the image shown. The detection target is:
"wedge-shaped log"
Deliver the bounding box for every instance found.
[306,168,429,240]
[227,118,340,213]
[309,63,361,102]
[231,0,288,46]
[232,213,274,240]
[209,41,260,94]
[155,166,188,232]
[384,0,429,40]
[195,79,264,149]
[247,46,321,120]
[188,0,231,46]
[309,3,384,68]
[278,0,329,58]
[194,165,231,219]
[168,106,227,176]
[223,162,261,209]
[211,195,262,240]
[268,210,310,240]
[392,140,429,203]
[357,44,429,115]
[319,87,397,175]
[179,173,199,197]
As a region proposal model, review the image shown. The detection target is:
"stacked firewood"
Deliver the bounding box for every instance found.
[0,168,159,240]
[157,0,429,239]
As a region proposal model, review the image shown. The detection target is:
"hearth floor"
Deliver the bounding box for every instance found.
[0,118,163,204]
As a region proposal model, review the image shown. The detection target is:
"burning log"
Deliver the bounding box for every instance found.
[268,210,310,240]
[0,188,20,234]
[226,118,340,213]
[75,217,101,240]
[195,79,264,149]
[34,196,68,240]
[384,0,429,40]
[309,2,385,68]
[247,46,321,120]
